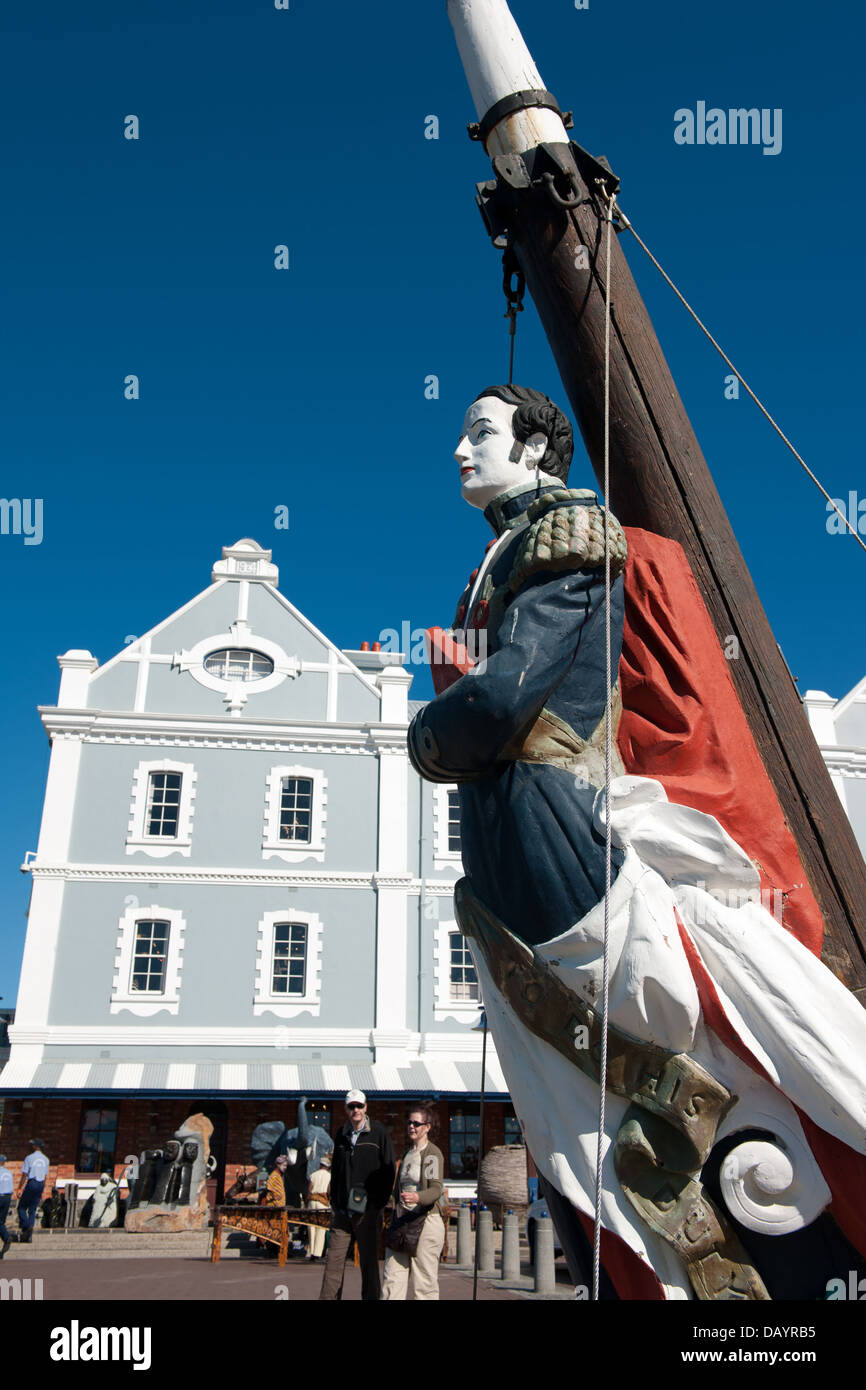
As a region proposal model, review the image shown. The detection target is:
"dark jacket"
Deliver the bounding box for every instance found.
[331,1119,395,1214]
[408,483,627,948]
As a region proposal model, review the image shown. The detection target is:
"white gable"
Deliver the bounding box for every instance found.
[62,539,383,724]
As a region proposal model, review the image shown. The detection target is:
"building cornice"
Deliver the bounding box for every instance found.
[25,864,457,892]
[8,1024,484,1049]
[38,708,411,754]
[372,873,415,890]
[420,1032,489,1056]
[820,746,866,779]
[8,1024,374,1047]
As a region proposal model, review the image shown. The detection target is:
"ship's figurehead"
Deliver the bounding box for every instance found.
[408,386,866,1303]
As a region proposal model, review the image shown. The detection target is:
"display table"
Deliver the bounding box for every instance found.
[210,1204,331,1267]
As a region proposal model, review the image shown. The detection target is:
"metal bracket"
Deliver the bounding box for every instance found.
[568,142,621,199]
[467,88,573,145]
[475,140,621,249]
[475,178,509,248]
[531,143,586,209]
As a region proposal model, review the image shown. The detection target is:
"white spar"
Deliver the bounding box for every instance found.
[446,0,571,157]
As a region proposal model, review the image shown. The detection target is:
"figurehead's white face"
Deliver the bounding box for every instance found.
[455,395,557,511]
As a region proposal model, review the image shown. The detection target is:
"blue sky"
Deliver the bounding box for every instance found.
[1,0,864,1003]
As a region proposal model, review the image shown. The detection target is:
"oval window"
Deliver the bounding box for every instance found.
[203,648,275,682]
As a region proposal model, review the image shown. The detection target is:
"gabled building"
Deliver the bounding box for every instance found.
[1,539,513,1199]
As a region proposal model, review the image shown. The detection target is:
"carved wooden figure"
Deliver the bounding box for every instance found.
[409,386,866,1300]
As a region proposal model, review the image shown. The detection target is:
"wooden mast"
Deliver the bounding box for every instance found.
[447,0,866,996]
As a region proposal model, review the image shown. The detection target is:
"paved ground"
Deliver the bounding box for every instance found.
[0,1229,578,1300]
[0,1254,533,1301]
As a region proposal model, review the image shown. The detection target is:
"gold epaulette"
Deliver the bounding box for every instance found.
[508,488,628,593]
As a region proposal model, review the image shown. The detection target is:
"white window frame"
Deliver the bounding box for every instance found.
[254,909,323,1018]
[203,648,275,682]
[111,904,186,1016]
[433,918,481,1023]
[128,918,171,994]
[173,624,300,717]
[433,784,463,872]
[126,759,196,858]
[270,921,309,997]
[262,765,327,863]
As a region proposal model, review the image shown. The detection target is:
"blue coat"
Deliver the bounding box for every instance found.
[408,483,627,948]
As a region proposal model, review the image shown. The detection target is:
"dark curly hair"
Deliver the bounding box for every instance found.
[473,383,573,484]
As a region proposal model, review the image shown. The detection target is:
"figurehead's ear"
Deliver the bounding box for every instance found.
[521,431,549,471]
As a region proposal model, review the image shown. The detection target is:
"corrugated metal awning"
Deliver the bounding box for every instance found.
[0,1055,509,1098]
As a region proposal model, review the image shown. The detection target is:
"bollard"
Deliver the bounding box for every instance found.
[501,1208,520,1282]
[534,1214,556,1295]
[64,1182,79,1231]
[456,1203,473,1267]
[476,1206,495,1275]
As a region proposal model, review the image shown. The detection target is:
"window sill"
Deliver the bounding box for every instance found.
[432,855,463,873]
[262,843,325,864]
[433,1002,482,1024]
[109,997,180,1017]
[253,999,321,1019]
[125,838,192,859]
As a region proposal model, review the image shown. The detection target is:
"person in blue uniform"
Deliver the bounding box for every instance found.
[17,1138,50,1242]
[408,383,628,948]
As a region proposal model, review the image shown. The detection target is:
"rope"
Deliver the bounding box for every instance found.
[616,208,866,555]
[592,183,616,1304]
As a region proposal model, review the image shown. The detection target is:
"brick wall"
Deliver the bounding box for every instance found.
[0,1094,81,1196]
[0,1094,514,1196]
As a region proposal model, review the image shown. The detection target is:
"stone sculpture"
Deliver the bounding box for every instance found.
[42,1189,67,1229]
[89,1172,120,1229]
[408,384,866,1300]
[225,1168,260,1204]
[125,1113,213,1233]
[250,1097,333,1205]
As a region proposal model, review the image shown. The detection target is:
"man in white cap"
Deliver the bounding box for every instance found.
[319,1090,395,1301]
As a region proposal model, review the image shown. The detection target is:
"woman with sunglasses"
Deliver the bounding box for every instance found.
[380,1104,445,1300]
